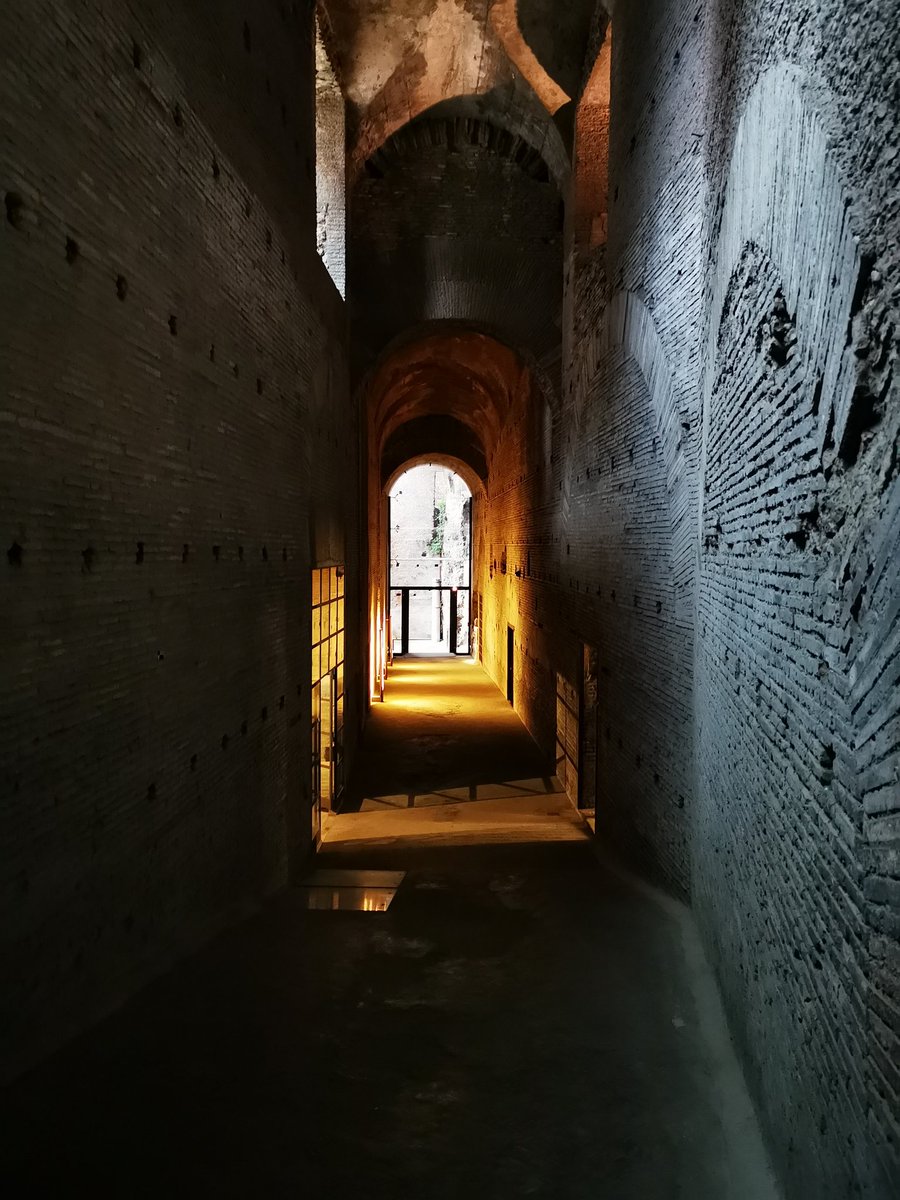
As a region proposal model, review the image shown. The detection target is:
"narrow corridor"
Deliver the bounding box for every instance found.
[1,660,778,1199]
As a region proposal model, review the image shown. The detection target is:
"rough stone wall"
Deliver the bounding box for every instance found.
[0,0,359,1081]
[693,3,900,1193]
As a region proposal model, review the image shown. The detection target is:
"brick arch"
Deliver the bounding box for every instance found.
[366,329,532,470]
[350,79,570,187]
[384,454,483,498]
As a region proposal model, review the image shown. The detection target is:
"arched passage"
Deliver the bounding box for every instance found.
[364,327,542,700]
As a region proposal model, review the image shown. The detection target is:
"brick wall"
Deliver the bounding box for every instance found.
[0,0,359,1081]
[568,2,899,1195]
[350,115,564,377]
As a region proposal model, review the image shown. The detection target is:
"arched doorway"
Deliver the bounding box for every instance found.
[388,463,472,656]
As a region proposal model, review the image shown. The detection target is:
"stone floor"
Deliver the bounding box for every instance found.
[343,655,551,811]
[0,657,780,1198]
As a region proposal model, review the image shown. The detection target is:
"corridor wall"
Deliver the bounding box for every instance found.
[0,0,360,1080]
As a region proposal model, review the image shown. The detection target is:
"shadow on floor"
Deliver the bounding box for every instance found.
[0,836,779,1199]
[343,656,552,813]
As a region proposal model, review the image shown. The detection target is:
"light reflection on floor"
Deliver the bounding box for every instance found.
[298,868,406,912]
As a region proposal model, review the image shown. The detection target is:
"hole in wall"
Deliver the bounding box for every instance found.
[65,236,79,264]
[212,545,221,561]
[256,377,263,394]
[850,586,865,622]
[281,546,287,561]
[168,314,178,336]
[81,546,95,572]
[132,40,142,69]
[261,706,268,720]
[116,274,128,300]
[209,344,216,362]
[147,782,156,801]
[135,541,144,564]
[212,157,220,180]
[819,743,835,779]
[279,695,285,710]
[811,374,823,418]
[241,720,248,736]
[839,383,882,467]
[182,543,189,562]
[221,734,229,750]
[261,545,268,561]
[190,754,197,772]
[173,103,183,129]
[5,192,24,229]
[265,228,272,249]
[7,541,23,566]
[243,20,251,51]
[233,363,240,378]
[238,545,244,561]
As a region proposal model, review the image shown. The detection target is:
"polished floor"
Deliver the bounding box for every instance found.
[0,657,779,1198]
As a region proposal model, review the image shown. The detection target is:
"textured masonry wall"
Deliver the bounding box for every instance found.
[693,2,900,1191]
[588,2,898,1195]
[0,0,359,1081]
[350,121,563,378]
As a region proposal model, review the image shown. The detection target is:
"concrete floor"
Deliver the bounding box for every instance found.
[0,657,779,1198]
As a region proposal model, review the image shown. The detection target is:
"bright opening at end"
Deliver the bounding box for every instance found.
[389,464,472,657]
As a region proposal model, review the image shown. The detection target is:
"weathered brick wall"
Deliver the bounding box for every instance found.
[573,1,899,1194]
[693,2,900,1190]
[349,117,564,377]
[0,0,359,1081]
[477,1,899,1193]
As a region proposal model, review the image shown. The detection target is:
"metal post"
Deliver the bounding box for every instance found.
[401,588,410,656]
[449,588,458,654]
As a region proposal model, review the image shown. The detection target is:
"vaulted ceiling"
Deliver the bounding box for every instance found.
[320,0,606,174]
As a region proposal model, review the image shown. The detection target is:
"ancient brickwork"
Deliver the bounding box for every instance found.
[473,3,899,1194]
[350,120,564,377]
[0,0,358,1081]
[694,16,900,1190]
